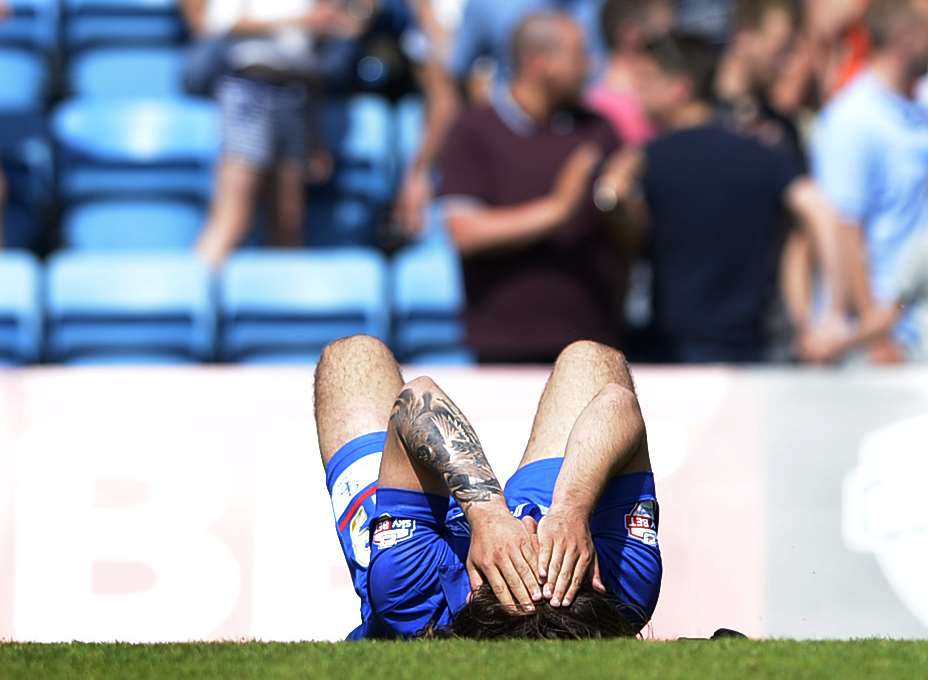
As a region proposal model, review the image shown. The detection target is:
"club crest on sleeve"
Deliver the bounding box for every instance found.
[625,500,659,546]
[372,516,417,549]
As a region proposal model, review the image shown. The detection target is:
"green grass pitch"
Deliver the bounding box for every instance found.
[2,640,926,679]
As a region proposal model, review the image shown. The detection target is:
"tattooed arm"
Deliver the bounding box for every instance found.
[390,377,542,611]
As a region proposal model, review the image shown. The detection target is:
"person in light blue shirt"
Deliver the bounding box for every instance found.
[811,0,928,360]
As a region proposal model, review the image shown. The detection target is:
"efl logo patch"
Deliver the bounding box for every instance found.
[372,516,416,549]
[625,500,659,546]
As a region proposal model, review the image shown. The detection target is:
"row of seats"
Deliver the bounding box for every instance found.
[0,246,470,365]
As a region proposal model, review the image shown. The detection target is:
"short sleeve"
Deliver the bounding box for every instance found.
[811,108,876,223]
[436,114,493,205]
[448,0,489,79]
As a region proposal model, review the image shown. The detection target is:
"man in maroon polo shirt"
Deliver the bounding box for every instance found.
[437,11,626,364]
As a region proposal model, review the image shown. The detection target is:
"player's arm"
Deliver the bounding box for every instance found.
[389,379,542,611]
[538,383,647,607]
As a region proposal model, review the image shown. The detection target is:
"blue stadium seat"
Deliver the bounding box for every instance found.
[0,0,59,51]
[69,46,185,97]
[63,0,185,49]
[63,199,205,250]
[391,242,473,365]
[221,249,389,364]
[46,253,215,364]
[395,96,424,168]
[0,47,46,110]
[325,95,395,202]
[52,97,219,201]
[0,252,42,364]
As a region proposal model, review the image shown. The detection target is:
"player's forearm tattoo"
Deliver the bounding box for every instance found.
[390,387,503,509]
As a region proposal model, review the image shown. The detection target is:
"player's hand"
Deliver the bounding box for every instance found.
[537,506,606,608]
[466,507,542,613]
[551,144,602,222]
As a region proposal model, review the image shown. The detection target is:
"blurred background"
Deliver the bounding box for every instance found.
[0,0,926,368]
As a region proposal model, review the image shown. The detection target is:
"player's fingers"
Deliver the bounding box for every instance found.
[551,550,579,608]
[537,533,553,582]
[591,552,606,593]
[563,554,589,607]
[486,566,517,612]
[500,558,536,612]
[514,546,543,601]
[543,544,565,600]
[521,515,538,534]
[466,561,485,593]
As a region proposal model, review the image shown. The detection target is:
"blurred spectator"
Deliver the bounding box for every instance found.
[605,33,847,364]
[438,12,625,364]
[716,0,804,160]
[675,0,734,42]
[808,228,928,362]
[772,0,871,115]
[393,0,608,237]
[193,0,369,266]
[0,169,5,249]
[587,0,673,146]
[811,0,928,363]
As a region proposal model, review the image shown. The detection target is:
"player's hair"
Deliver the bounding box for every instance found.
[732,0,797,32]
[599,0,668,51]
[867,0,923,48]
[420,584,642,640]
[644,32,720,103]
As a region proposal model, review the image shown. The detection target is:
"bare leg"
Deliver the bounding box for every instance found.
[270,159,305,248]
[520,341,648,473]
[314,335,404,468]
[196,158,262,267]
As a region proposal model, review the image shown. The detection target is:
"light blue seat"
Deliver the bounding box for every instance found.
[326,95,395,202]
[395,96,424,168]
[0,252,42,364]
[392,242,473,365]
[63,0,185,49]
[221,249,389,363]
[0,0,59,51]
[46,253,215,364]
[0,47,46,110]
[69,46,185,97]
[52,97,219,201]
[63,199,205,250]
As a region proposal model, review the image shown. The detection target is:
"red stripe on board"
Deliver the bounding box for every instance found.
[338,484,377,531]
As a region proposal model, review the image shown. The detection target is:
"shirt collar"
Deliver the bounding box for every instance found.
[491,85,580,137]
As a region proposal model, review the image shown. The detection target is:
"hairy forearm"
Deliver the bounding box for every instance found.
[551,385,646,517]
[448,198,563,257]
[390,382,506,516]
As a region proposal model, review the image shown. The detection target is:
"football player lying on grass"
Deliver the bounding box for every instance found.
[314,336,661,639]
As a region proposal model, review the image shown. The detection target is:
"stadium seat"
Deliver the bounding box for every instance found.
[391,242,473,365]
[0,0,59,51]
[324,95,395,202]
[52,97,219,201]
[0,252,42,364]
[0,47,46,110]
[63,0,185,50]
[220,249,389,364]
[395,96,424,168]
[45,253,215,364]
[62,199,205,250]
[68,46,185,97]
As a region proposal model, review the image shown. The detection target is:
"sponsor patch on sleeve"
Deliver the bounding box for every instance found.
[372,516,416,549]
[625,500,659,546]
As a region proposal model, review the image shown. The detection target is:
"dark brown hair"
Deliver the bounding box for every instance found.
[645,32,721,103]
[732,0,798,32]
[600,0,669,51]
[421,584,643,640]
[867,0,923,48]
